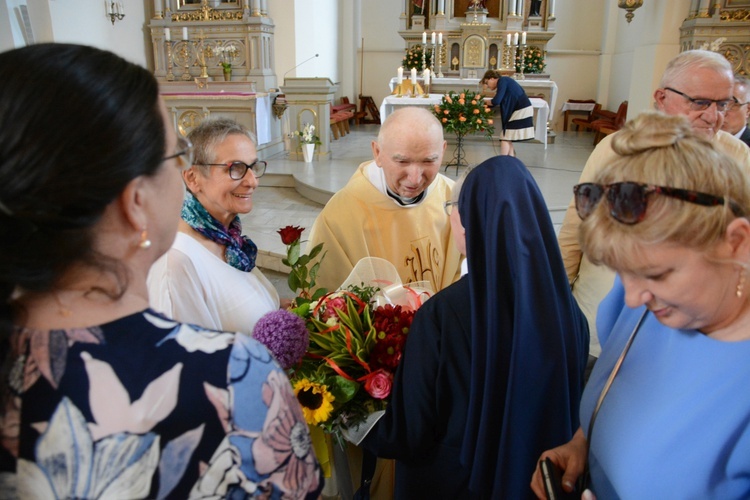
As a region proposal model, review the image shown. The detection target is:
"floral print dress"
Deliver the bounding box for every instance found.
[0,310,322,499]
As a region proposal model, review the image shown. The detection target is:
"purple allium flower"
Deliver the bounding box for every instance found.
[253,309,309,370]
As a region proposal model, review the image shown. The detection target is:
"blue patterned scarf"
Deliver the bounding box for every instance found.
[181,191,257,272]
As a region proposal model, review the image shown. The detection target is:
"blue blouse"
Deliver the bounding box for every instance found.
[1,310,323,499]
[581,277,750,499]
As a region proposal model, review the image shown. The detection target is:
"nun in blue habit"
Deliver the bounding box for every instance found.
[362,156,589,499]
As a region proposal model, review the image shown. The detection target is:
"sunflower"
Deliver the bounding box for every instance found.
[293,379,335,425]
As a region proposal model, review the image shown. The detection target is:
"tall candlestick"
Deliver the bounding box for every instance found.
[397,66,403,84]
[521,31,527,45]
[164,27,170,41]
[422,32,427,44]
[438,32,443,45]
[431,32,436,45]
[411,67,417,84]
[513,32,519,46]
[182,27,188,40]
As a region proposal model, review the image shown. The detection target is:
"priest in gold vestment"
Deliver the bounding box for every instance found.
[308,106,463,296]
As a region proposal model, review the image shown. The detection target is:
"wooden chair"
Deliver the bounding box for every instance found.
[592,101,628,145]
[570,103,603,132]
[564,99,597,131]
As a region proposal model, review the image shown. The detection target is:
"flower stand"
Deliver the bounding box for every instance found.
[302,143,315,162]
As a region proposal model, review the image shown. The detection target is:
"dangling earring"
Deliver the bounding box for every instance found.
[139,229,152,249]
[737,268,746,298]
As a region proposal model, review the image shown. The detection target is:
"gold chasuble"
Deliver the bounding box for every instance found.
[308,161,462,293]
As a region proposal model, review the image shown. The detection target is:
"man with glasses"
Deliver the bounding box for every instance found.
[557,50,750,346]
[308,107,462,297]
[721,75,750,147]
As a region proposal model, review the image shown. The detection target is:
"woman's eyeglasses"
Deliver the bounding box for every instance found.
[163,136,194,170]
[443,200,457,215]
[196,160,267,180]
[573,182,743,225]
[663,87,735,112]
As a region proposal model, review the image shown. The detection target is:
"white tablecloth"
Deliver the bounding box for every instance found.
[561,102,596,113]
[388,77,558,121]
[379,94,550,147]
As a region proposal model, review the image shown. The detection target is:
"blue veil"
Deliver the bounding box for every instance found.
[458,156,589,498]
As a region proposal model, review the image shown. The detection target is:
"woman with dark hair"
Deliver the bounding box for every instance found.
[0,44,321,499]
[480,69,535,156]
[362,157,589,498]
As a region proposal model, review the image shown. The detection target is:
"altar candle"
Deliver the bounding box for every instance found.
[397,66,403,84]
[431,32,436,45]
[438,32,443,45]
[424,68,430,86]
[422,32,427,44]
[513,32,519,45]
[182,27,188,40]
[506,33,511,45]
[164,27,170,41]
[411,67,417,84]
[521,31,527,45]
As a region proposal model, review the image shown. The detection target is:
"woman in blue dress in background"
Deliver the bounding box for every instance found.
[481,69,535,156]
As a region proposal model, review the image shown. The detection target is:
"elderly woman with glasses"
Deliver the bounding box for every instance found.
[531,111,750,499]
[0,44,322,497]
[148,118,281,334]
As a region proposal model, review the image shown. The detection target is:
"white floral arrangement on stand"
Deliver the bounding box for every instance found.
[293,123,321,145]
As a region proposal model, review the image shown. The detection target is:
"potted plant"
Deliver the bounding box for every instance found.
[215,45,239,81]
[293,123,321,162]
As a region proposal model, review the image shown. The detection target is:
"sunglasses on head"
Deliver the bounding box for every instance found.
[573,182,743,225]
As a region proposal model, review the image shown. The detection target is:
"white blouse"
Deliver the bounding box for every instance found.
[148,232,280,334]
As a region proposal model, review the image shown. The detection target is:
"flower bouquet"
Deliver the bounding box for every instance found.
[253,234,433,443]
[402,44,433,71]
[433,89,495,139]
[293,123,321,146]
[515,45,546,74]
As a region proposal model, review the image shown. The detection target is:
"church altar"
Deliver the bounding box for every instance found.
[379,94,549,147]
[389,77,558,122]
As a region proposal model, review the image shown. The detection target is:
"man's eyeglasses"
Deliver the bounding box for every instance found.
[443,200,457,216]
[196,160,267,180]
[573,181,743,225]
[731,97,750,108]
[664,87,734,112]
[163,136,194,170]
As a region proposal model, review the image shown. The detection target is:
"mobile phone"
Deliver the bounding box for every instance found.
[540,457,577,500]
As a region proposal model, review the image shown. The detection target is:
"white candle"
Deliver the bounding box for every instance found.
[438,32,443,45]
[164,27,170,41]
[521,31,527,45]
[506,33,511,45]
[182,27,188,40]
[431,32,436,45]
[397,66,403,84]
[424,68,430,86]
[513,32,519,46]
[118,1,123,15]
[422,32,427,44]
[411,67,417,84]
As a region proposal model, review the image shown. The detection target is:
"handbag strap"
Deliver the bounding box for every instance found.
[582,308,649,485]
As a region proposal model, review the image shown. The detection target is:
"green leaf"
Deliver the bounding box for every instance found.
[288,241,300,265]
[308,243,325,260]
[329,376,359,405]
[288,272,301,292]
[297,254,311,267]
[311,287,328,301]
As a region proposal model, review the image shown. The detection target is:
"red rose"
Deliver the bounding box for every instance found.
[363,370,393,399]
[277,225,304,245]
